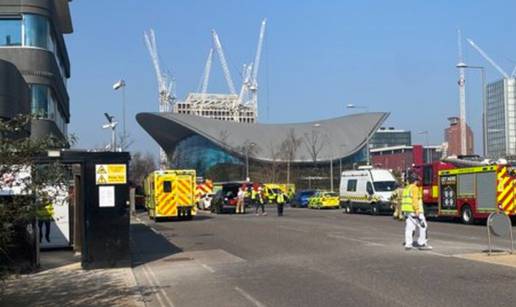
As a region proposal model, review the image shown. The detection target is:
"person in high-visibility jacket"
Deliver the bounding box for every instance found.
[252,187,266,216]
[36,202,54,243]
[401,176,432,250]
[390,182,405,221]
[276,192,286,216]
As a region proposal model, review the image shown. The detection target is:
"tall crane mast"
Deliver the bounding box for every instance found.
[456,30,467,155]
[212,30,237,95]
[144,28,174,168]
[200,48,213,95]
[250,19,266,92]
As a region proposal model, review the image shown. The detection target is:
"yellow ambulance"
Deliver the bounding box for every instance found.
[144,169,197,220]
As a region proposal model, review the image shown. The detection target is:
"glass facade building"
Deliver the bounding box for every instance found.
[369,128,411,149]
[486,78,516,158]
[0,4,72,140]
[171,135,243,176]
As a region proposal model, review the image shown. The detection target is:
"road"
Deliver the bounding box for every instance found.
[131,207,516,307]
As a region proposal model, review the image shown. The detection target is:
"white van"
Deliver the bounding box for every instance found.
[339,166,398,215]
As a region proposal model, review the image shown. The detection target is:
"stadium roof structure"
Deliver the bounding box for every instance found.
[136,112,389,163]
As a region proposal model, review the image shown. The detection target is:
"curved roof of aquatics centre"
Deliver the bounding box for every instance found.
[136,112,389,163]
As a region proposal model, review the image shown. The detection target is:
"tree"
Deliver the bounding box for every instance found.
[129,152,157,187]
[0,115,69,279]
[303,130,324,168]
[280,129,302,185]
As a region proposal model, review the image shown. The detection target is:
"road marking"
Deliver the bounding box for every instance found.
[234,287,266,307]
[200,263,215,273]
[327,233,386,246]
[144,264,175,307]
[141,265,166,307]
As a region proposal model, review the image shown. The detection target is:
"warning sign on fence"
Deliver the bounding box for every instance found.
[96,164,127,185]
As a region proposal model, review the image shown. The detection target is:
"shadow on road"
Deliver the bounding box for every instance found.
[130,223,183,267]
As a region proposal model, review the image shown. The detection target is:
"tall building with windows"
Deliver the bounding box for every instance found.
[444,117,474,156]
[0,0,72,141]
[369,127,411,149]
[485,78,516,158]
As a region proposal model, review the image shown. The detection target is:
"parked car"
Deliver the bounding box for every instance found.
[291,190,318,208]
[308,191,340,209]
[211,182,252,214]
[197,193,214,210]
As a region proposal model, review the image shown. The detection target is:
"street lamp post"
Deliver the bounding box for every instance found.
[102,113,118,152]
[339,144,346,177]
[463,65,486,156]
[113,80,126,151]
[347,104,370,165]
[313,123,335,191]
[245,142,256,181]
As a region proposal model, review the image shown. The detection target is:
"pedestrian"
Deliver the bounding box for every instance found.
[276,192,285,216]
[391,181,405,221]
[236,186,245,214]
[401,176,432,250]
[254,187,266,216]
[37,201,54,243]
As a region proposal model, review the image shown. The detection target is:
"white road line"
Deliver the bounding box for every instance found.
[200,263,215,273]
[144,264,176,307]
[150,227,161,235]
[141,265,166,307]
[234,287,267,307]
[327,233,386,246]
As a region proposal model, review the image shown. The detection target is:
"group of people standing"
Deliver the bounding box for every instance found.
[235,185,287,216]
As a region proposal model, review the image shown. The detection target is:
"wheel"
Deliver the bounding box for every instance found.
[344,202,353,214]
[461,205,474,224]
[371,203,379,216]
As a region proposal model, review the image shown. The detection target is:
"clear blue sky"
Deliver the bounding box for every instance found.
[67,0,516,155]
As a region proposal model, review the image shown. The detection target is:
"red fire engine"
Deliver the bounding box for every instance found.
[413,158,516,224]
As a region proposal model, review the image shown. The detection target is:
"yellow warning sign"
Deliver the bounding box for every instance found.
[96,164,127,185]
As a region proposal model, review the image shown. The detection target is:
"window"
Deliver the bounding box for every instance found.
[347,179,357,192]
[0,18,21,46]
[423,166,433,186]
[30,84,67,134]
[366,182,374,195]
[31,84,48,117]
[373,181,397,192]
[163,181,172,193]
[23,14,49,48]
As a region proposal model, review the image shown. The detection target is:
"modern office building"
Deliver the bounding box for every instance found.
[485,78,516,158]
[137,112,389,184]
[0,0,73,141]
[444,116,474,156]
[369,127,411,149]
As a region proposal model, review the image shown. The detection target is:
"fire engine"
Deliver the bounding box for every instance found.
[414,157,516,224]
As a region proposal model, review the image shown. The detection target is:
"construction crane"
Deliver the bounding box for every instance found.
[249,18,267,108]
[144,28,174,168]
[456,30,467,155]
[467,38,510,79]
[212,30,237,96]
[200,48,213,95]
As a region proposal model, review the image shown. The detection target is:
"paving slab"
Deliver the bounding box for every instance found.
[0,251,144,307]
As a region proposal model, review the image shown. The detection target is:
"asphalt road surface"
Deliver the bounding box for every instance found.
[131,207,516,307]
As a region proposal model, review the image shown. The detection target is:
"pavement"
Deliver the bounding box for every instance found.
[1,246,144,307]
[131,207,516,307]
[3,207,516,306]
